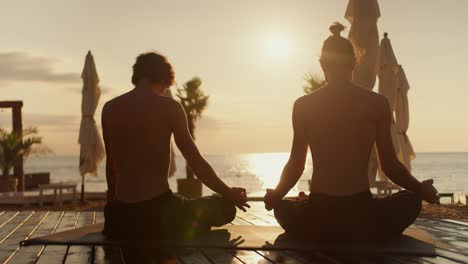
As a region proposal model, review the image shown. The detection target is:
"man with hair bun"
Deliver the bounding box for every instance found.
[265,23,438,242]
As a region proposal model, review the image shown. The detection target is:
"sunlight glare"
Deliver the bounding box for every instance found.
[265,32,290,59]
[245,152,289,189]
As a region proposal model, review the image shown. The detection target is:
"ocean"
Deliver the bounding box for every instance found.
[24,152,468,203]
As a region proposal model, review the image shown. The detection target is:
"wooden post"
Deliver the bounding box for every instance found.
[12,103,24,191]
[81,175,85,202]
[0,101,24,192]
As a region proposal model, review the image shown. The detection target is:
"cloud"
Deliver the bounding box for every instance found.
[24,114,80,128]
[66,85,113,95]
[0,113,80,131]
[0,112,231,135]
[197,115,237,131]
[0,52,80,84]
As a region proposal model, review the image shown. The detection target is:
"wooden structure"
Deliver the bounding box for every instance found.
[0,190,77,207]
[0,202,466,263]
[38,183,77,207]
[438,193,455,205]
[24,173,50,190]
[0,101,24,192]
[373,180,402,197]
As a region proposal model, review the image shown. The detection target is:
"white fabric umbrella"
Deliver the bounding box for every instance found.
[377,33,399,111]
[376,34,401,180]
[163,89,177,177]
[346,0,381,90]
[79,51,105,201]
[345,0,381,185]
[395,65,415,170]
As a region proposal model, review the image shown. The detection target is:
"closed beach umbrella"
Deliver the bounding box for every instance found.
[163,89,177,177]
[377,33,399,111]
[345,0,381,89]
[376,34,401,180]
[79,51,105,201]
[345,0,381,185]
[395,65,415,171]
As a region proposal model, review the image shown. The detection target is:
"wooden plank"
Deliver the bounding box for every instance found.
[382,256,420,263]
[0,211,46,263]
[231,216,252,226]
[415,219,468,256]
[64,211,95,263]
[36,211,79,264]
[234,250,272,263]
[119,247,180,263]
[237,208,345,263]
[441,219,468,228]
[95,211,104,224]
[239,212,277,226]
[7,212,64,264]
[177,248,211,264]
[0,212,20,232]
[200,248,244,264]
[93,210,125,264]
[0,212,32,246]
[256,250,310,264]
[236,211,272,226]
[94,247,124,264]
[246,211,278,226]
[0,212,7,225]
[287,251,344,264]
[435,248,468,263]
[387,256,462,264]
[423,256,463,264]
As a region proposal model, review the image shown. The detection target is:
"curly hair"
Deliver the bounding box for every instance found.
[131,52,175,86]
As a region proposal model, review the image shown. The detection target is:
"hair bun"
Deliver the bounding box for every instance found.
[329,22,345,37]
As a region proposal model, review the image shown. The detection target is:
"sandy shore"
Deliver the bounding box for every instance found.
[0,200,467,220]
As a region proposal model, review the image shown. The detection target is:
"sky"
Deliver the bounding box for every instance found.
[1,0,467,155]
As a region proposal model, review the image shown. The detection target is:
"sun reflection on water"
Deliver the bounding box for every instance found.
[243,152,290,189]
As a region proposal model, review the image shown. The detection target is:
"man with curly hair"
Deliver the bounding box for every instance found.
[101,52,249,242]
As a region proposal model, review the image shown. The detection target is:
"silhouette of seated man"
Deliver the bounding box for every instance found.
[264,23,438,242]
[102,52,249,242]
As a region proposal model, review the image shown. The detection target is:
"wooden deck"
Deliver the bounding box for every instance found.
[0,202,466,263]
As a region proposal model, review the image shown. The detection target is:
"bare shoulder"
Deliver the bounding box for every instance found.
[351,84,391,117]
[161,96,183,112]
[296,86,325,104]
[102,92,131,115]
[352,83,387,103]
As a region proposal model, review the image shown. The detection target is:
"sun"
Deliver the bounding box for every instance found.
[265,32,290,59]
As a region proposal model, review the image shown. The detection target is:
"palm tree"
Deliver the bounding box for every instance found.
[0,127,43,178]
[303,74,327,94]
[175,77,209,179]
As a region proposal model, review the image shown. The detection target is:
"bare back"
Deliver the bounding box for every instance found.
[102,88,175,202]
[295,83,387,196]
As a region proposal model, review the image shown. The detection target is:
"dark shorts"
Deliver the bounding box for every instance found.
[274,190,422,242]
[104,190,236,242]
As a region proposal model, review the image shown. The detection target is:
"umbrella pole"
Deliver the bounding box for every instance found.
[81,175,85,202]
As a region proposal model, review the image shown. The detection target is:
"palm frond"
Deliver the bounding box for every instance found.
[0,126,49,176]
[304,74,327,94]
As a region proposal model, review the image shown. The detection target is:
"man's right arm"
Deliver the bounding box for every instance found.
[102,103,116,201]
[170,101,248,210]
[265,99,308,210]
